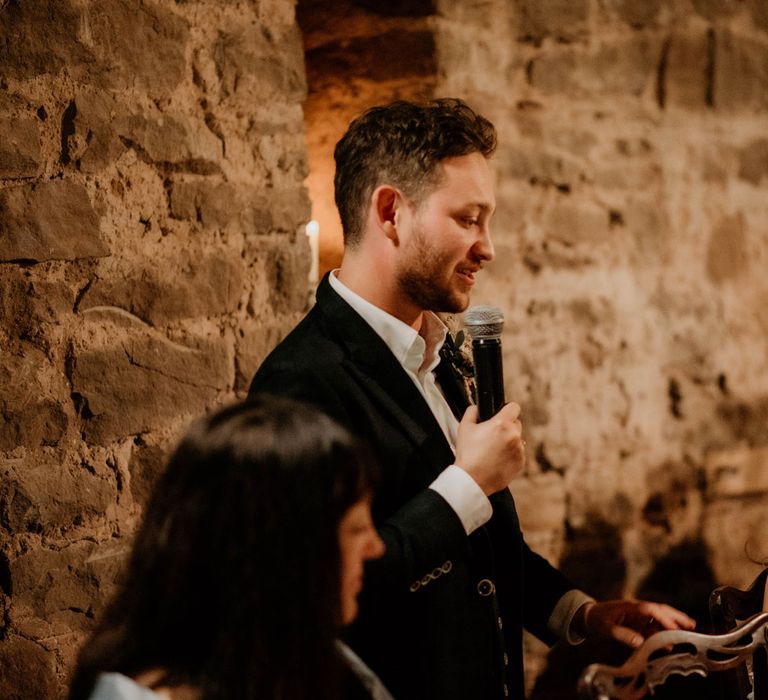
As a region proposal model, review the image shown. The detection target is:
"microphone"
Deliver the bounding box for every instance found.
[464,306,505,422]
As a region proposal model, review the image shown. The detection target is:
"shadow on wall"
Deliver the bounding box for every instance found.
[529,530,719,699]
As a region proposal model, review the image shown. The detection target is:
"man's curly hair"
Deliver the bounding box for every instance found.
[333,98,497,248]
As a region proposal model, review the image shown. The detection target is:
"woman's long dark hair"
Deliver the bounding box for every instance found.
[68,395,376,700]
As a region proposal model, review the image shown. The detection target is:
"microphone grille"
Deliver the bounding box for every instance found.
[464,305,504,340]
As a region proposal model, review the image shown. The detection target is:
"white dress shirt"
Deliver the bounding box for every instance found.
[328,271,593,642]
[329,271,492,534]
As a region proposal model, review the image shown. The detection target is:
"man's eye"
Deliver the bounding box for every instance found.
[463,218,479,227]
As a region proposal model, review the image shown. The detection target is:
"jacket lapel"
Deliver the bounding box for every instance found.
[314,275,451,452]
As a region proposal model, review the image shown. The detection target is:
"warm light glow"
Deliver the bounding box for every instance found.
[306,220,320,284]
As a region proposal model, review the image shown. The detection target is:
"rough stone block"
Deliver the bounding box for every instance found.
[168,181,199,220]
[518,0,589,42]
[706,445,768,498]
[173,181,308,235]
[128,439,168,506]
[601,0,662,27]
[10,539,127,624]
[542,198,611,247]
[0,268,79,352]
[0,180,108,263]
[119,113,222,168]
[701,144,730,184]
[499,143,584,189]
[192,185,238,229]
[530,36,661,98]
[254,187,312,234]
[169,181,239,229]
[737,138,768,185]
[70,311,231,444]
[68,92,126,173]
[0,117,42,178]
[706,212,748,285]
[78,253,244,325]
[664,26,711,108]
[0,455,114,534]
[592,159,660,191]
[262,238,312,313]
[214,24,306,102]
[693,0,742,20]
[235,320,288,392]
[10,540,131,648]
[752,0,768,31]
[718,397,768,447]
[714,29,768,111]
[0,0,93,80]
[11,542,99,618]
[0,349,69,450]
[87,0,189,96]
[621,196,670,265]
[0,637,57,700]
[0,398,67,452]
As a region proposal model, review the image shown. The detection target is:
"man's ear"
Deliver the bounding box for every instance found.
[370,185,401,243]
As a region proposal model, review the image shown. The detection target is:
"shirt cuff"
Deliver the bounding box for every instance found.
[429,465,492,535]
[548,589,596,644]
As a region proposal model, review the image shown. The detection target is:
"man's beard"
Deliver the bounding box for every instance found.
[396,228,469,314]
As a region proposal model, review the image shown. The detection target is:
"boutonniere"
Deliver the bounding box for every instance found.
[440,329,477,405]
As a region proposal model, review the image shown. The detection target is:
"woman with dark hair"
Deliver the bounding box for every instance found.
[68,395,389,700]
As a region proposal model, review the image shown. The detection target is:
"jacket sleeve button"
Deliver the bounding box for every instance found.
[477,578,496,596]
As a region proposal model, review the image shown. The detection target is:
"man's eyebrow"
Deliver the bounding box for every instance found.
[458,202,494,211]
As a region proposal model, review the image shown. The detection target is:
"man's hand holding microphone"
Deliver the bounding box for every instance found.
[454,306,525,496]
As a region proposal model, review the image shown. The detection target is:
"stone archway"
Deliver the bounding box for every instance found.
[296,0,437,275]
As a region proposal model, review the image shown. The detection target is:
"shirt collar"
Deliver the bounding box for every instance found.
[328,271,447,378]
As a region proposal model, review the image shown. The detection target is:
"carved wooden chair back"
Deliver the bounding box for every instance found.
[709,568,768,700]
[577,612,768,700]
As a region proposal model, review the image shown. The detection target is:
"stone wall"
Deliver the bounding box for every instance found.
[2,0,768,697]
[432,0,768,692]
[0,1,310,696]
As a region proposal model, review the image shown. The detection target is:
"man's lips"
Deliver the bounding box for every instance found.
[456,266,480,284]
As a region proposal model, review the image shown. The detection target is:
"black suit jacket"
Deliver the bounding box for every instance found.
[249,274,574,700]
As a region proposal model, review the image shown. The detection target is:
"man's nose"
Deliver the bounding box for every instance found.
[474,225,494,262]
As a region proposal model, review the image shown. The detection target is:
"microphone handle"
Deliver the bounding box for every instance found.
[472,338,505,421]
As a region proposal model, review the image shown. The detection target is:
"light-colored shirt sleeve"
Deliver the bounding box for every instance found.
[429,465,492,534]
[548,588,596,644]
[88,673,164,700]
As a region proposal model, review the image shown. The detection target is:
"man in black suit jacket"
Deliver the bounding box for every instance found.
[250,99,694,699]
